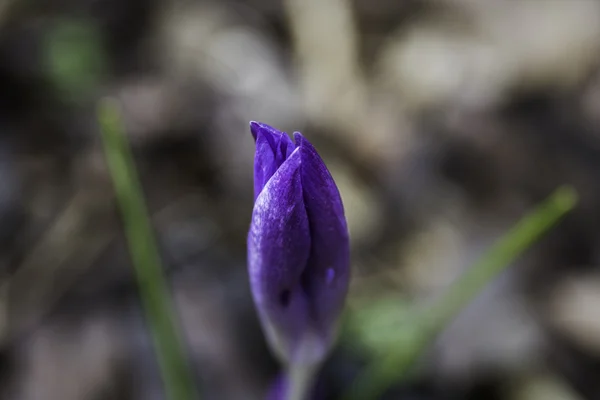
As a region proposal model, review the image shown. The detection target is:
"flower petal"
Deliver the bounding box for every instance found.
[248,147,313,361]
[266,372,326,400]
[294,132,350,339]
[250,121,294,200]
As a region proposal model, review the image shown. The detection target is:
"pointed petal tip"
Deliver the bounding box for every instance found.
[250,121,285,142]
[249,121,262,141]
[293,131,303,145]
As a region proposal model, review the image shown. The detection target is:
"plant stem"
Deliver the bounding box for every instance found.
[287,363,318,400]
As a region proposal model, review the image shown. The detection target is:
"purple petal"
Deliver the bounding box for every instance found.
[276,133,295,163]
[248,148,313,361]
[250,121,294,200]
[265,374,288,400]
[294,132,350,339]
[265,372,326,400]
[250,120,280,143]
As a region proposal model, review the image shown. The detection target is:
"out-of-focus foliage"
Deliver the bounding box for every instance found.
[46,20,106,100]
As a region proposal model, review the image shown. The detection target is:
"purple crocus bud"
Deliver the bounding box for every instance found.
[248,121,350,365]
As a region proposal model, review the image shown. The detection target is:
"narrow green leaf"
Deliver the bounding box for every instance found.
[346,186,577,400]
[98,99,198,400]
[427,186,577,329]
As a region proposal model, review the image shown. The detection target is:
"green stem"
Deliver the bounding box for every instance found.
[98,98,198,400]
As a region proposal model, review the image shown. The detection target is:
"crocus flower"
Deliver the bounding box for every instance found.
[247,121,350,366]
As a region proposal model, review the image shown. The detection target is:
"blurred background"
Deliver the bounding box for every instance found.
[1,0,600,399]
